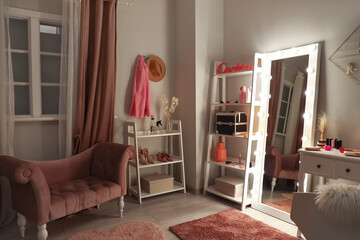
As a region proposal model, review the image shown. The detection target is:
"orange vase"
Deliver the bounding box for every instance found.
[214,142,227,162]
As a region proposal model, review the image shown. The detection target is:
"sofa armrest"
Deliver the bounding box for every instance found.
[91,143,136,195]
[0,156,51,224]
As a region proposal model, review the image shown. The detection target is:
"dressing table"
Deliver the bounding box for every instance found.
[298,148,360,192]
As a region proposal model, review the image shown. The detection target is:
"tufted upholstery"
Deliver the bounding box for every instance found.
[49,176,121,221]
[0,143,135,227]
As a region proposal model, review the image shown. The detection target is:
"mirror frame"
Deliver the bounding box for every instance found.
[250,43,321,222]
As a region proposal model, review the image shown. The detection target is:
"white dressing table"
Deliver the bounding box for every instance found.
[296,148,360,237]
[298,148,360,193]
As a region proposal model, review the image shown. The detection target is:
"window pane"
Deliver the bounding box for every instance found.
[277,117,285,133]
[12,52,29,82]
[9,18,28,50]
[40,23,61,53]
[279,102,287,117]
[15,86,30,115]
[41,55,60,83]
[41,86,59,114]
[282,86,290,101]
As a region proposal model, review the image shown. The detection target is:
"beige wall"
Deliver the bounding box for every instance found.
[195,0,223,191]
[224,0,360,148]
[173,0,197,191]
[113,0,176,143]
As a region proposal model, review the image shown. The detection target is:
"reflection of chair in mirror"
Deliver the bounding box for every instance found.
[264,145,299,192]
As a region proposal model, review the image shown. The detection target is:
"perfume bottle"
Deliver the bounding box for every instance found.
[239,86,247,103]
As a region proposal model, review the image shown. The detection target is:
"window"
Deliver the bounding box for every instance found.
[276,84,293,134]
[8,8,62,120]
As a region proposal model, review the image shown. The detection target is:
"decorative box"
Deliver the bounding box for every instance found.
[216,111,247,135]
[140,174,174,194]
[216,122,247,135]
[215,176,244,198]
[216,111,247,124]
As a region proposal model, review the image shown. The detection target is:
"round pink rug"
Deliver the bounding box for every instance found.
[67,221,165,240]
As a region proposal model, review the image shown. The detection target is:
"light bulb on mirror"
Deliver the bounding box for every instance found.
[303,112,311,120]
[301,136,308,142]
[257,111,265,118]
[308,45,316,52]
[305,89,313,96]
[307,67,314,74]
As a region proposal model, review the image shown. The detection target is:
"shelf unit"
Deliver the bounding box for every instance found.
[203,61,259,210]
[124,120,186,203]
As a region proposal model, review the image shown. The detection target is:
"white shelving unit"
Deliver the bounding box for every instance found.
[203,61,259,210]
[124,120,186,203]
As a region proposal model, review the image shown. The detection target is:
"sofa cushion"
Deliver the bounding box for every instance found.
[48,176,121,221]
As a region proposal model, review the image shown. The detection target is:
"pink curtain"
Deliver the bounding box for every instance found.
[73,0,117,154]
[266,60,282,146]
[291,74,308,153]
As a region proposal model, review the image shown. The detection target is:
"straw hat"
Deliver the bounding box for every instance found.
[146,56,166,82]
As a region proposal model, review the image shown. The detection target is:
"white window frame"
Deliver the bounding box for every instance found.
[9,7,62,122]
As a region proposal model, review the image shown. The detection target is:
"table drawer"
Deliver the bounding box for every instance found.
[300,155,335,178]
[335,161,360,182]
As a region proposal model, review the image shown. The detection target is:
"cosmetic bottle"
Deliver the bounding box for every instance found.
[246,87,252,103]
[239,86,246,103]
[239,87,243,103]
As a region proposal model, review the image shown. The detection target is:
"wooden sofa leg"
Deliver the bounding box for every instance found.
[96,204,100,209]
[118,196,124,218]
[37,224,48,240]
[17,213,26,237]
[271,177,277,192]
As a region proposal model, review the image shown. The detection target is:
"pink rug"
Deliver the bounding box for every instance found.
[170,208,298,240]
[67,221,165,240]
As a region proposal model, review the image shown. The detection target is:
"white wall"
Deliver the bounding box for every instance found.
[224,0,360,148]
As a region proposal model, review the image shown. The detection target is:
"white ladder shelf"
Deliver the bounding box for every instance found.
[124,120,186,203]
[203,61,259,210]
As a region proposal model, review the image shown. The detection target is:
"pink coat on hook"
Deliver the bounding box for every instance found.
[129,55,151,118]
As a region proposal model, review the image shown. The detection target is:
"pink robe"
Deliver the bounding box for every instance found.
[129,55,151,118]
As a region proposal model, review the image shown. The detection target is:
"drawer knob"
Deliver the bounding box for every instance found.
[316,164,321,169]
[346,168,351,173]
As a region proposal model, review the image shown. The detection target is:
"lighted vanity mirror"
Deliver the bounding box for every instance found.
[250,43,321,223]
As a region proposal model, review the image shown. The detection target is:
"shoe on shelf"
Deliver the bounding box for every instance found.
[138,148,147,165]
[156,152,167,162]
[143,148,155,164]
[162,152,173,161]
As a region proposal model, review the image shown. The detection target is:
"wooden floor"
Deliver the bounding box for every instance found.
[0,192,298,240]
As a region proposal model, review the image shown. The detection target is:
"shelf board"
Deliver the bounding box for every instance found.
[134,130,181,138]
[211,102,251,107]
[206,159,246,171]
[129,181,184,199]
[205,185,243,204]
[215,70,253,78]
[210,133,248,138]
[129,157,183,169]
[210,133,257,141]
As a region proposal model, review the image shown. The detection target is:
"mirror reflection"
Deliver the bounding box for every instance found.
[261,55,309,213]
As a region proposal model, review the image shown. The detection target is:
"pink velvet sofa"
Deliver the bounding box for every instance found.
[0,143,135,240]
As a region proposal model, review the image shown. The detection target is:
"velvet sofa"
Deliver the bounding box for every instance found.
[0,143,135,240]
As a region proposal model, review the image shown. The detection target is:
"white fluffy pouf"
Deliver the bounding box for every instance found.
[315,184,360,224]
